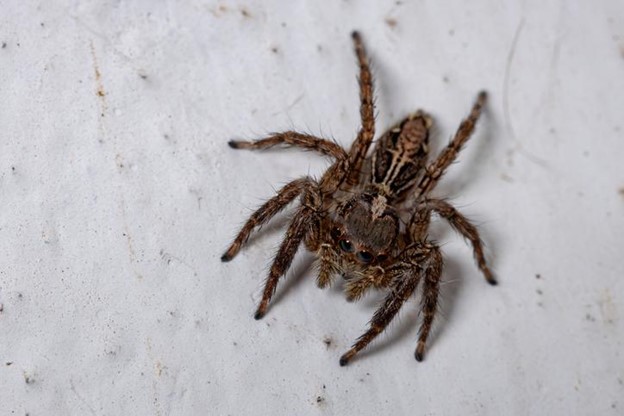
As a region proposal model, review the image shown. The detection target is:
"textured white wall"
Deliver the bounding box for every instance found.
[1,1,623,414]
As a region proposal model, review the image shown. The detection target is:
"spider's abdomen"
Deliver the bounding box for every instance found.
[369,112,432,200]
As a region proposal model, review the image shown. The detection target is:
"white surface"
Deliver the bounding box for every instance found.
[1,1,623,414]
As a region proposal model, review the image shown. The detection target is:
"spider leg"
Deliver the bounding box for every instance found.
[254,204,316,319]
[315,244,341,288]
[339,263,421,366]
[344,270,379,302]
[344,265,396,302]
[415,91,487,197]
[221,177,312,262]
[415,245,443,361]
[229,132,348,161]
[302,216,340,289]
[408,203,432,242]
[425,199,497,285]
[346,31,375,186]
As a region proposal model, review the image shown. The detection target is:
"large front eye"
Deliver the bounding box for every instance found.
[356,250,374,264]
[339,239,355,253]
[331,227,341,240]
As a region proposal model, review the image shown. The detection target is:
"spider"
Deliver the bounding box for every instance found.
[221,32,497,366]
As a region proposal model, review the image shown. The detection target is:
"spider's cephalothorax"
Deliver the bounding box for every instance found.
[222,32,497,365]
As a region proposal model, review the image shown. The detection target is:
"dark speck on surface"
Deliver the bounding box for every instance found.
[323,337,332,349]
[385,17,397,28]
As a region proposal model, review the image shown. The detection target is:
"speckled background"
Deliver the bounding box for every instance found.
[1,1,623,414]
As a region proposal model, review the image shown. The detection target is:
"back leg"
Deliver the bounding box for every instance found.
[415,91,487,197]
[221,177,312,262]
[346,31,375,186]
[229,132,347,161]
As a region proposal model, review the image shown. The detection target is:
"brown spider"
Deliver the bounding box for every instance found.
[222,32,497,366]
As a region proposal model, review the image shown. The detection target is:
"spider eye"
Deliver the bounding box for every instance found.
[331,227,341,240]
[339,239,355,253]
[356,251,374,264]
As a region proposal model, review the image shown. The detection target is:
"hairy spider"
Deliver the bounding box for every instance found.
[222,32,497,365]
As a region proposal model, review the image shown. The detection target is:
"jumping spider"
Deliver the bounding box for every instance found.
[222,32,497,365]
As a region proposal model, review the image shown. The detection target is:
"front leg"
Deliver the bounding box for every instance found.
[344,263,399,302]
[414,245,443,361]
[255,183,323,319]
[340,263,422,366]
[221,177,312,262]
[254,205,314,319]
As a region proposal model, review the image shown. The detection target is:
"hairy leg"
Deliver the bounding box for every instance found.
[346,31,375,186]
[315,244,341,288]
[229,132,347,161]
[340,264,421,366]
[254,205,316,319]
[415,91,487,197]
[426,198,497,285]
[344,263,400,302]
[221,177,312,262]
[408,203,432,242]
[414,247,443,361]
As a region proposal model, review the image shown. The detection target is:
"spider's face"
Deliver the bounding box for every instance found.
[330,194,399,265]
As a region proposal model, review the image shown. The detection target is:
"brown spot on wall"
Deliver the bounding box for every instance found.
[385,17,398,28]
